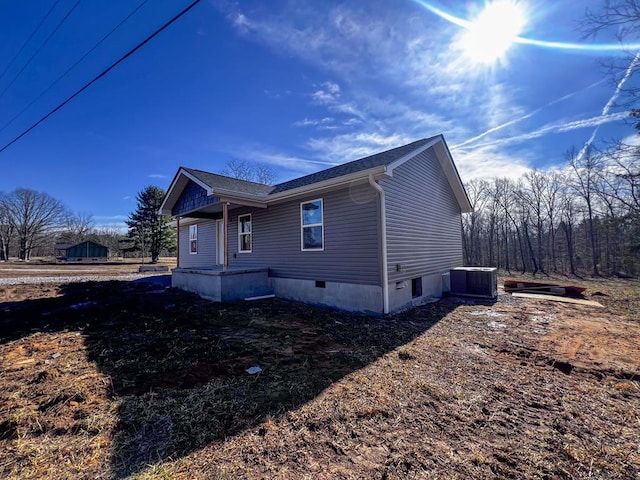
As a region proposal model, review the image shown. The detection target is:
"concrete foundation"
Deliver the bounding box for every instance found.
[171,268,449,315]
[270,277,384,315]
[171,267,271,302]
[388,272,445,313]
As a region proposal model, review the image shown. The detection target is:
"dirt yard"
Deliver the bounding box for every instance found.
[0,271,638,479]
[0,258,176,279]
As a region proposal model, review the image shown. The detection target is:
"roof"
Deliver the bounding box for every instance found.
[57,240,108,250]
[270,137,436,194]
[183,168,273,196]
[160,135,472,214]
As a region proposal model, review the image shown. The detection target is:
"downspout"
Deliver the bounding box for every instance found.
[176,217,180,268]
[368,174,389,314]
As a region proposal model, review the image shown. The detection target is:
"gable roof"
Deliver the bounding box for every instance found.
[183,168,273,196]
[270,137,436,194]
[160,135,472,215]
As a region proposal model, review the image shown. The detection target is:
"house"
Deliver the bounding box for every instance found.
[57,240,108,262]
[159,135,473,314]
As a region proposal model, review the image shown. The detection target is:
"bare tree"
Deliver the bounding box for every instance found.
[93,225,126,258]
[0,193,15,261]
[559,186,579,276]
[568,146,603,276]
[583,1,640,121]
[462,179,487,265]
[222,158,254,181]
[522,170,548,274]
[543,171,563,272]
[254,162,278,185]
[222,159,278,185]
[3,188,68,260]
[59,212,94,244]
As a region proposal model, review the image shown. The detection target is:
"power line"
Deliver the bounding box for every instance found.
[0,0,202,154]
[0,0,82,101]
[0,0,150,136]
[0,0,61,85]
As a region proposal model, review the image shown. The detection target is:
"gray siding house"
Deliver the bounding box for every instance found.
[160,135,472,314]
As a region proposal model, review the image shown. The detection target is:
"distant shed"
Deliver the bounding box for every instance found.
[59,240,108,262]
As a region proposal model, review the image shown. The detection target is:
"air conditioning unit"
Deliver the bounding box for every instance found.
[450,267,497,299]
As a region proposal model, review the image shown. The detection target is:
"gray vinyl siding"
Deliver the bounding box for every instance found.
[227,183,381,285]
[178,219,217,268]
[383,146,463,283]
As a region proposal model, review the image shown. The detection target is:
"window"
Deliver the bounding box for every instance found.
[189,224,197,254]
[301,199,323,250]
[238,214,252,253]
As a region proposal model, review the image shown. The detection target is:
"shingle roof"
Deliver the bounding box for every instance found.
[184,137,437,197]
[270,137,436,194]
[183,167,274,196]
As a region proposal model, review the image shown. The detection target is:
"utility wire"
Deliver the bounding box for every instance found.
[0,0,202,154]
[0,0,61,84]
[0,0,82,100]
[0,0,150,136]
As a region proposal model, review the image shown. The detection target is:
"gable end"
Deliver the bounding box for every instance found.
[172,180,220,216]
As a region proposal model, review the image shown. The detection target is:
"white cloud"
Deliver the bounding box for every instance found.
[148,173,168,179]
[232,12,251,33]
[307,132,415,163]
[453,145,532,181]
[94,215,127,221]
[292,117,335,128]
[216,1,632,187]
[214,144,339,177]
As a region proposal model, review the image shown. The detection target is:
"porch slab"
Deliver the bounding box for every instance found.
[172,266,271,302]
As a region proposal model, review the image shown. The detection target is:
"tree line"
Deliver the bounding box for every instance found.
[462,140,640,277]
[0,186,175,262]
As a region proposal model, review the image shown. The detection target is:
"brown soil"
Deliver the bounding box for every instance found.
[0,274,638,479]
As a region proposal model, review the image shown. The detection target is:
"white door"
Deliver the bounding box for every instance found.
[216,219,224,265]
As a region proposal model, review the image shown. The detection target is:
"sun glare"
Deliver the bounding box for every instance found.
[459,1,526,64]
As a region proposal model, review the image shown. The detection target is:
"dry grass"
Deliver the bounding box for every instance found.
[1,275,639,479]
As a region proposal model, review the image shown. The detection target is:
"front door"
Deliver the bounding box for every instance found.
[216,219,224,265]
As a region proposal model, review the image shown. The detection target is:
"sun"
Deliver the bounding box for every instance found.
[458,1,527,64]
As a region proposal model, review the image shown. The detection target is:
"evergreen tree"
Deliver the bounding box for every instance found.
[126,186,175,263]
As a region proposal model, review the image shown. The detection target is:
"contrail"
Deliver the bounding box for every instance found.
[576,51,640,161]
[452,80,605,149]
[456,112,629,151]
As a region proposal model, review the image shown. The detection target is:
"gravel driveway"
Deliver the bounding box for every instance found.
[0,273,171,286]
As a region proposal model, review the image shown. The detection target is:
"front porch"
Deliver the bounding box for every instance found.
[171,266,271,302]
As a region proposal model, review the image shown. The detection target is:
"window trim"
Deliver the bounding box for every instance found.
[300,198,324,251]
[189,224,198,255]
[237,214,252,253]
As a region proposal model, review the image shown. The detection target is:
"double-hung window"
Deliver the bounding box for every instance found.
[238,214,252,253]
[189,224,197,254]
[301,199,323,251]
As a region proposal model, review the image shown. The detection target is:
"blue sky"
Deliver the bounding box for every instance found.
[0,0,638,228]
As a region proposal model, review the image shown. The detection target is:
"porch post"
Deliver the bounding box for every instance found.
[176,217,180,268]
[223,202,229,269]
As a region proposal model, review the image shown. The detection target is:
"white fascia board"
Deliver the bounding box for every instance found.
[218,196,268,209]
[385,135,473,213]
[433,140,473,213]
[265,166,387,203]
[159,168,270,215]
[385,136,442,176]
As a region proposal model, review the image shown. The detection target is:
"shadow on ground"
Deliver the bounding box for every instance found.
[0,279,458,478]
